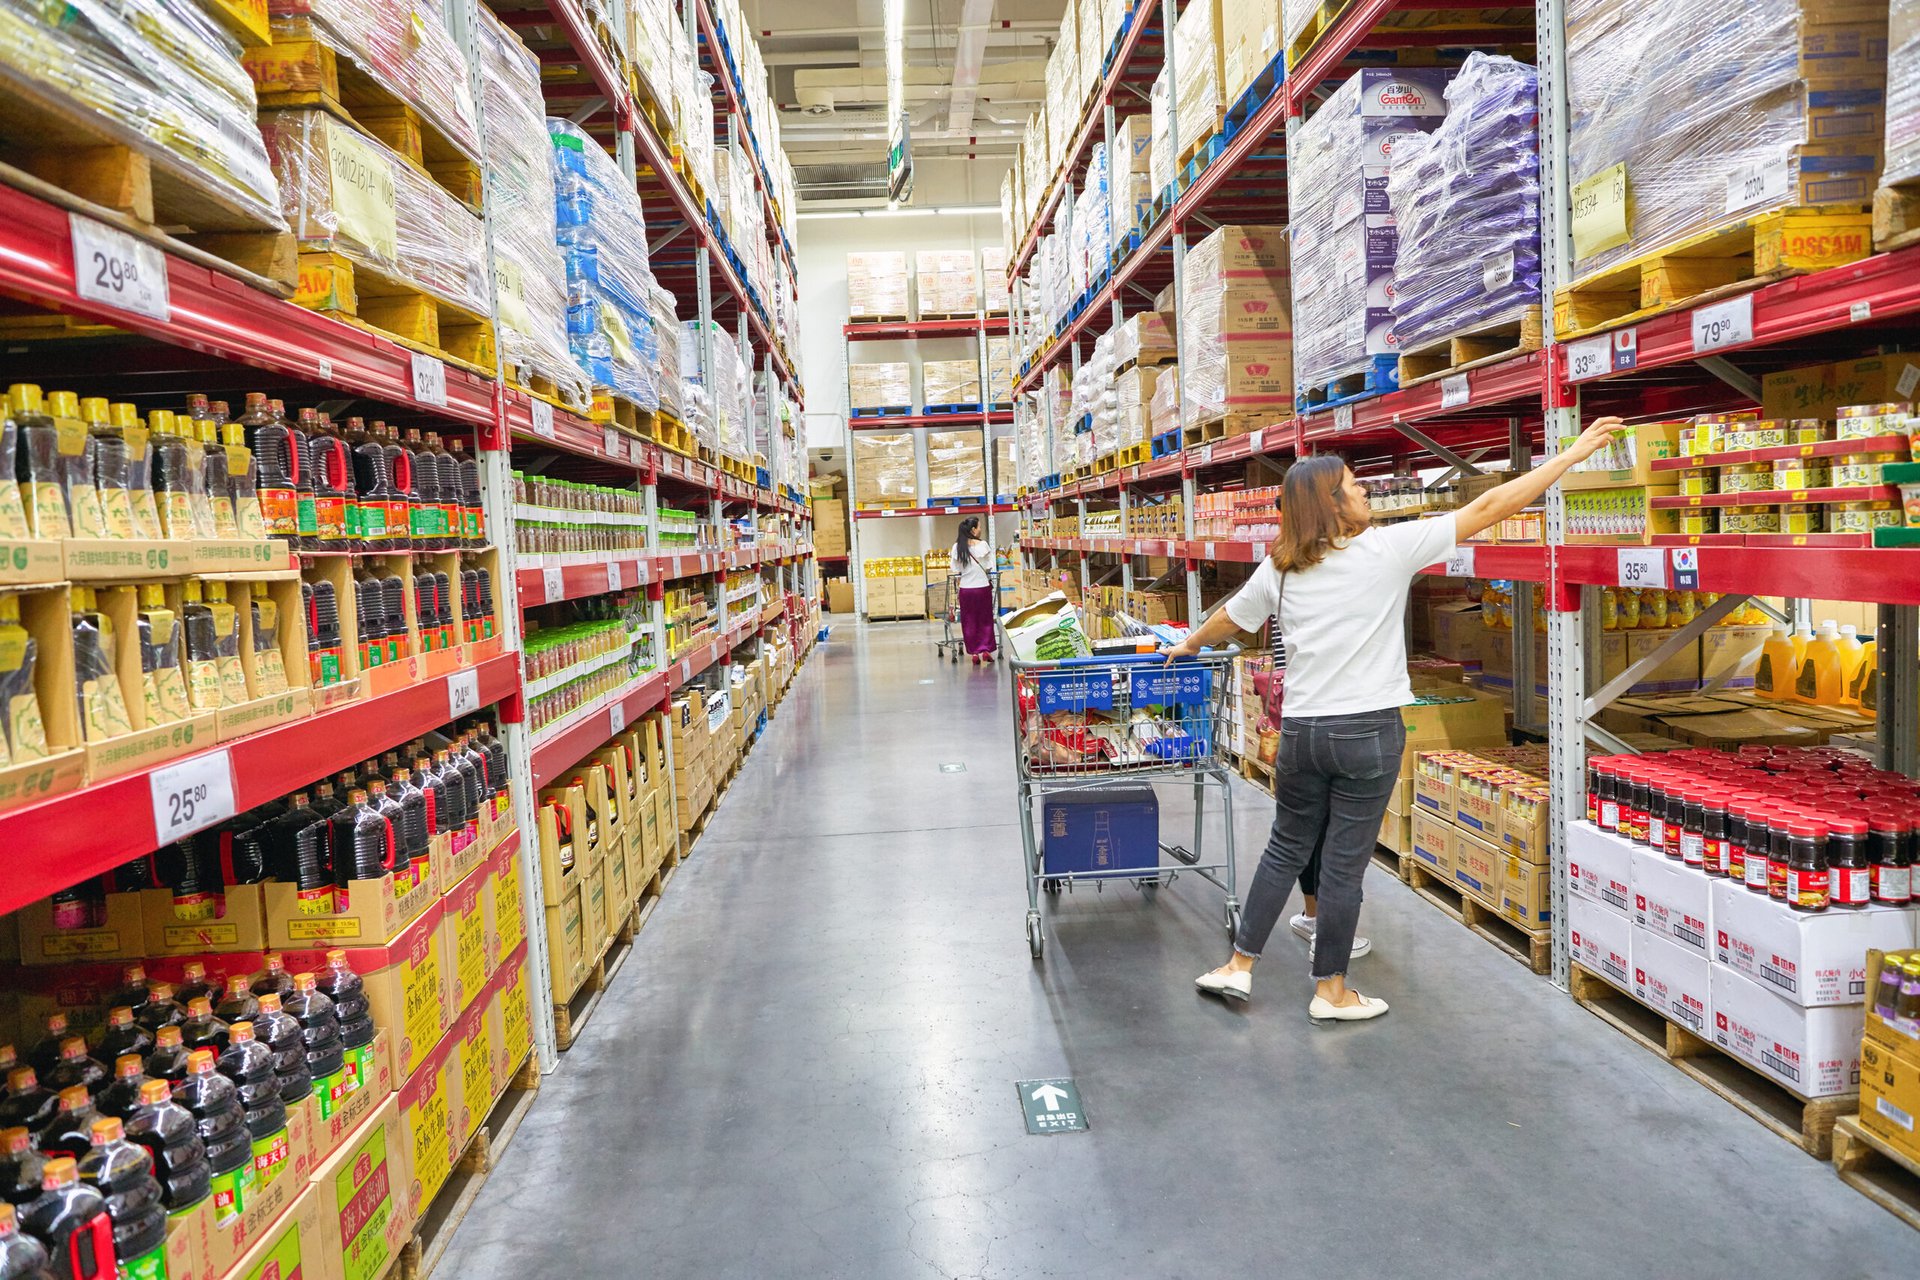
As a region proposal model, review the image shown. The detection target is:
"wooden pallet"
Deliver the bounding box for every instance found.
[510,372,590,416]
[1403,859,1552,974]
[1570,963,1855,1159]
[589,388,656,438]
[855,500,915,512]
[643,412,696,457]
[551,901,639,1052]
[1873,181,1920,254]
[917,310,980,322]
[398,1048,541,1280]
[850,313,910,324]
[1552,205,1873,340]
[1180,413,1269,451]
[244,20,484,212]
[1286,0,1355,68]
[1831,1115,1920,1231]
[296,251,496,374]
[1397,306,1545,386]
[1369,841,1412,884]
[1176,116,1229,171]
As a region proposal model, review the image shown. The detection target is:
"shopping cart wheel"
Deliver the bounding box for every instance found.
[1225,904,1243,941]
[1042,877,1062,894]
[1027,914,1044,960]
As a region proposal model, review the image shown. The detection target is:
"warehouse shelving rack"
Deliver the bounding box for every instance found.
[1004,0,1920,989]
[0,0,815,1076]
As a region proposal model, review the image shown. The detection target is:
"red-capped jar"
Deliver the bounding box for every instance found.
[1868,807,1913,906]
[1786,818,1829,913]
[1827,816,1871,909]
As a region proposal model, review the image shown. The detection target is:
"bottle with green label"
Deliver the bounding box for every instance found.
[77,1115,166,1280]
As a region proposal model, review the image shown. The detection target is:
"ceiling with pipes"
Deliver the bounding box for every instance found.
[740,0,1065,207]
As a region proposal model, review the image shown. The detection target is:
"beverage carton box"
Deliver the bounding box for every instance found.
[1409,809,1454,879]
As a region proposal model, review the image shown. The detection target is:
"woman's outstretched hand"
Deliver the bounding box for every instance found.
[1163,635,1203,663]
[1566,415,1627,463]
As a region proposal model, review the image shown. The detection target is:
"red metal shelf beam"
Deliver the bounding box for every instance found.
[848,411,1015,430]
[530,668,668,790]
[843,316,1011,342]
[853,503,1018,520]
[0,654,523,915]
[515,543,808,608]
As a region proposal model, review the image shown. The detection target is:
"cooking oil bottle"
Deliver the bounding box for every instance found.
[1755,625,1796,701]
[10,385,69,540]
[70,587,131,741]
[45,393,102,539]
[79,397,133,540]
[1796,621,1845,705]
[247,584,288,696]
[136,585,189,726]
[186,396,237,539]
[148,410,205,540]
[110,404,161,539]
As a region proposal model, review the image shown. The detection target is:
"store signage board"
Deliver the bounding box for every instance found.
[150,751,236,845]
[71,214,169,321]
[1017,1079,1087,1135]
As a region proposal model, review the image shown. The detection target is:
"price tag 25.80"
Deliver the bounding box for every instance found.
[149,750,236,845]
[70,213,170,322]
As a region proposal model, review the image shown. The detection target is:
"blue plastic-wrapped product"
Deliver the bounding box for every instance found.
[548,117,662,411]
[1388,54,1541,357]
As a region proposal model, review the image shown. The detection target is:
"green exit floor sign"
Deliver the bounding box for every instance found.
[1017,1078,1088,1135]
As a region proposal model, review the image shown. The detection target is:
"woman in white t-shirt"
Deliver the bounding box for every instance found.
[953,516,998,665]
[1170,416,1623,1020]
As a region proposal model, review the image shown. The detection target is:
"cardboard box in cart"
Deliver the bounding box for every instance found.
[1042,787,1159,877]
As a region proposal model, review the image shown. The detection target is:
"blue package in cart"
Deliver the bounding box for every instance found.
[1042,787,1159,876]
[1129,665,1213,760]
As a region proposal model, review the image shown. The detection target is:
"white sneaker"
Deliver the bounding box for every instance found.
[1291,913,1373,959]
[1195,967,1251,1002]
[1308,991,1389,1022]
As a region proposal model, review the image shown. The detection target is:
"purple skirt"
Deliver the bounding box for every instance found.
[958,585,997,654]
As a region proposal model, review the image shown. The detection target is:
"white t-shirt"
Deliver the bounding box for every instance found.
[1224,516,1457,718]
[955,541,992,589]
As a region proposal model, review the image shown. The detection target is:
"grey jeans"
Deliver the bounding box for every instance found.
[1234,708,1406,978]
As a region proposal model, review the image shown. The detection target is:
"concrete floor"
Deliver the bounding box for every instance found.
[443,622,1918,1279]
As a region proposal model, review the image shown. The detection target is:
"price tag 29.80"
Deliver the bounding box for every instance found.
[446,668,481,718]
[149,750,236,845]
[70,213,170,322]
[1616,547,1668,589]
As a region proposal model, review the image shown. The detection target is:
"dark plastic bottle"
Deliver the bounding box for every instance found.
[213,976,260,1030]
[131,987,183,1037]
[388,767,431,888]
[95,1057,149,1124]
[250,996,310,1106]
[25,1020,69,1082]
[106,968,148,1014]
[0,1131,44,1207]
[251,955,295,1002]
[90,1013,149,1075]
[178,999,227,1056]
[173,963,215,1009]
[308,413,351,552]
[403,429,439,550]
[17,1157,112,1280]
[330,788,395,887]
[240,393,301,542]
[140,1028,189,1089]
[451,439,481,546]
[425,433,459,549]
[0,1201,56,1280]
[214,1024,284,1142]
[432,749,469,840]
[44,1041,106,1100]
[377,423,414,551]
[37,1087,99,1162]
[282,975,345,1081]
[122,1079,209,1211]
[76,1117,166,1274]
[412,755,445,843]
[171,1051,247,1182]
[0,1073,54,1138]
[306,578,343,686]
[317,953,375,1052]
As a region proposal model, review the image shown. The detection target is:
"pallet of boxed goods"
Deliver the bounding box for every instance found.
[1555,0,1881,338]
[1833,949,1920,1226]
[1872,0,1920,250]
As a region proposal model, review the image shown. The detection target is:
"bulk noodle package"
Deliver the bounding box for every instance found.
[477,10,588,407]
[1887,0,1920,186]
[1388,54,1541,353]
[0,0,284,229]
[549,117,663,413]
[680,320,750,457]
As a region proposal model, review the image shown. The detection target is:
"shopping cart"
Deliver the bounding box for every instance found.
[933,569,998,663]
[1007,647,1241,960]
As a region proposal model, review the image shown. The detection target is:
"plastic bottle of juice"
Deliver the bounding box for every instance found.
[121,1078,209,1211]
[44,393,101,540]
[0,1201,53,1279]
[1796,621,1845,705]
[1836,624,1866,700]
[17,1157,111,1280]
[1755,626,1795,700]
[282,975,345,1083]
[213,1024,284,1143]
[37,1087,99,1162]
[76,1116,165,1274]
[92,1011,149,1069]
[1849,635,1878,710]
[0,595,47,764]
[249,996,310,1106]
[0,1129,44,1208]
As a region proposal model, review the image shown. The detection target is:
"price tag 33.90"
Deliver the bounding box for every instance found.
[149,751,237,845]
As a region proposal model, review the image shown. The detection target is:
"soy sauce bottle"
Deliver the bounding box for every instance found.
[92,1011,149,1069]
[17,1158,111,1280]
[121,1078,209,1211]
[141,1030,189,1088]
[0,1201,55,1279]
[0,1131,44,1207]
[76,1117,166,1275]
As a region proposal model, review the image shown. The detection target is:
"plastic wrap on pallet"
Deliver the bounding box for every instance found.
[1222,0,1285,106]
[916,249,980,315]
[259,0,480,161]
[1109,113,1154,252]
[1180,225,1291,427]
[0,0,285,230]
[1283,0,1317,46]
[1890,0,1920,184]
[683,320,747,453]
[922,360,982,407]
[1290,68,1452,394]
[1077,142,1112,291]
[848,362,912,410]
[1565,0,1889,284]
[1001,167,1018,259]
[1113,310,1178,368]
[927,429,985,498]
[626,0,678,113]
[478,12,587,407]
[649,281,683,420]
[1388,54,1541,354]
[1148,364,1181,440]
[848,251,909,318]
[260,108,487,312]
[986,336,1015,405]
[549,117,661,412]
[1150,66,1176,194]
[981,246,1010,313]
[853,431,916,504]
[1174,0,1226,154]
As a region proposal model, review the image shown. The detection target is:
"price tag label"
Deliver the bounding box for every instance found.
[1333,405,1354,433]
[1566,334,1612,383]
[1440,374,1470,409]
[1851,301,1872,324]
[410,353,448,406]
[603,427,620,456]
[447,668,481,718]
[1726,160,1790,213]
[1249,429,1263,453]
[317,357,334,382]
[606,560,622,591]
[530,399,555,438]
[680,659,690,682]
[1203,542,1215,561]
[1444,547,1476,577]
[1200,444,1214,465]
[609,702,626,734]
[149,751,236,845]
[1691,295,1753,353]
[70,213,170,321]
[1616,547,1668,589]
[542,565,564,602]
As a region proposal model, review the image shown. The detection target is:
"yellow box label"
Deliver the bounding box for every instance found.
[1572,163,1630,262]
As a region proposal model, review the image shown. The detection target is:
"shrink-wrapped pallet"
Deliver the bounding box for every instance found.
[1174,0,1227,154]
[1149,67,1176,194]
[915,250,980,316]
[1180,225,1291,426]
[981,246,1010,313]
[683,320,749,455]
[1113,311,1178,368]
[1388,54,1541,354]
[649,281,683,420]
[854,432,917,504]
[1147,364,1181,440]
[986,336,1015,405]
[0,0,284,229]
[1889,0,1920,185]
[923,360,982,408]
[849,362,912,411]
[927,430,986,499]
[848,251,909,318]
[261,108,488,313]
[478,12,587,407]
[1110,114,1154,251]
[1222,0,1285,105]
[549,117,662,410]
[994,434,1017,495]
[1017,395,1049,483]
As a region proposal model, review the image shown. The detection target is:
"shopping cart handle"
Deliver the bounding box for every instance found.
[1046,646,1235,668]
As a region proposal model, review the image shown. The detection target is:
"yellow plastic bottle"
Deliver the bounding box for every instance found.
[1796,621,1845,705]
[1836,625,1866,705]
[1600,586,1620,631]
[1849,636,1878,710]
[1755,626,1796,701]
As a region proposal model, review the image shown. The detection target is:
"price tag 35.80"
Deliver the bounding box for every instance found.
[149,750,236,845]
[1616,547,1668,589]
[70,213,170,322]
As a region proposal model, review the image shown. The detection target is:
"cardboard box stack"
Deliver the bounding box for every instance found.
[1179,225,1292,429]
[1860,948,1920,1163]
[847,252,910,319]
[923,360,983,410]
[848,363,912,413]
[1379,678,1509,859]
[1222,0,1285,105]
[927,431,987,500]
[1409,747,1554,931]
[987,336,1016,406]
[982,247,1011,313]
[994,436,1018,497]
[1110,115,1155,249]
[863,557,925,620]
[915,250,981,317]
[853,432,917,506]
[1173,0,1228,156]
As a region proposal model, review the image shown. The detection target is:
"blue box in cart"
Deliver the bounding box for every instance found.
[1042,787,1159,877]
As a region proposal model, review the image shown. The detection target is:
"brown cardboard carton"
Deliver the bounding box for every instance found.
[543,881,585,1001]
[220,1179,331,1280]
[396,1021,458,1224]
[140,884,268,955]
[16,891,145,964]
[310,1093,413,1280]
[281,900,449,1086]
[442,859,491,1016]
[1453,827,1504,907]
[1410,810,1454,879]
[1499,855,1551,929]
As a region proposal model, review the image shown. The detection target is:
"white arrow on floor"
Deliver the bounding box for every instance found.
[1030,1084,1070,1112]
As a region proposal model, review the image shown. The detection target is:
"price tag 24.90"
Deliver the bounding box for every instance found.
[446,668,481,718]
[70,213,170,322]
[1616,547,1668,589]
[149,750,236,845]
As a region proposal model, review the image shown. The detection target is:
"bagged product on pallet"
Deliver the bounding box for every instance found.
[1388,54,1541,356]
[1174,0,1227,156]
[927,430,985,499]
[848,362,912,412]
[477,12,588,408]
[915,251,980,317]
[548,117,662,412]
[682,321,749,455]
[1564,0,1889,285]
[1180,224,1292,428]
[249,0,481,163]
[1150,66,1176,194]
[1074,143,1112,295]
[0,0,284,230]
[853,432,916,504]
[1884,0,1920,185]
[649,281,684,421]
[1290,68,1453,400]
[847,252,909,319]
[923,360,983,409]
[260,108,489,313]
[1016,395,1050,483]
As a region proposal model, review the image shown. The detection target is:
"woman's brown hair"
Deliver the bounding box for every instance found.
[1270,455,1354,572]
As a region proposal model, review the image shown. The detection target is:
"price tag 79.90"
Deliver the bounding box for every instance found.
[446,668,481,718]
[1616,547,1668,589]
[149,751,236,845]
[1691,295,1754,354]
[70,213,170,322]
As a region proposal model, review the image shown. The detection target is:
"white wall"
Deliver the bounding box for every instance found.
[796,211,1017,572]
